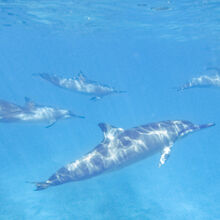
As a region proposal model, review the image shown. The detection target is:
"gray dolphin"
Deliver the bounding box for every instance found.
[0,97,84,128]
[178,68,220,91]
[34,120,214,190]
[35,72,126,100]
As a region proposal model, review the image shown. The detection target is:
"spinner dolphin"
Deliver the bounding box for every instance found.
[34,120,214,190]
[178,68,220,91]
[0,97,84,128]
[35,72,126,100]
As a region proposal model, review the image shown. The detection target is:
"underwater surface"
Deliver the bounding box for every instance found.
[0,0,220,219]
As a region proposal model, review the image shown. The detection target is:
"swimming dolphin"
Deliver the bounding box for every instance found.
[35,72,126,100]
[33,120,214,190]
[178,68,220,91]
[0,97,84,128]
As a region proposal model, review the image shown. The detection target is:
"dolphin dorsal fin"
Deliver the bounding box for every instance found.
[24,97,35,109]
[77,71,87,81]
[98,123,116,133]
[98,123,123,139]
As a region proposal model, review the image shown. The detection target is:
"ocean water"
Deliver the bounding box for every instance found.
[0,0,220,219]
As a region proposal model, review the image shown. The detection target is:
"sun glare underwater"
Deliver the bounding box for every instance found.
[0,0,220,219]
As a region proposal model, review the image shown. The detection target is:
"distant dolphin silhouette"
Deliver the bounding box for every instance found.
[178,67,220,91]
[33,120,214,190]
[0,97,84,128]
[35,72,126,100]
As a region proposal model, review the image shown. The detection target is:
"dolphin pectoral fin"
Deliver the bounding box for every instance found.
[46,120,57,128]
[90,96,101,101]
[172,86,183,92]
[159,144,173,167]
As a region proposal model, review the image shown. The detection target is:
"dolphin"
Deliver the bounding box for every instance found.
[33,120,214,190]
[35,72,126,100]
[178,68,220,91]
[0,97,84,128]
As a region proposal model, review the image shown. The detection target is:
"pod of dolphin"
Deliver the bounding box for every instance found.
[1,69,218,191]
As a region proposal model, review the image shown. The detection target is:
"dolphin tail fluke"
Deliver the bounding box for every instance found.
[171,86,178,91]
[27,181,50,191]
[176,86,184,92]
[176,83,190,92]
[33,73,57,83]
[199,122,215,130]
[32,73,40,77]
[33,73,61,86]
[35,182,50,191]
[32,73,50,80]
[32,73,44,77]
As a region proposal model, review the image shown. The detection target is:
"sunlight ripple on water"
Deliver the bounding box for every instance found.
[0,0,220,42]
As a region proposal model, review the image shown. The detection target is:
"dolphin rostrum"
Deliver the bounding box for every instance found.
[34,120,214,190]
[0,97,84,128]
[35,72,126,100]
[178,68,220,91]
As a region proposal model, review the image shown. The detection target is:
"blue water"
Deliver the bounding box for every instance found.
[0,0,220,219]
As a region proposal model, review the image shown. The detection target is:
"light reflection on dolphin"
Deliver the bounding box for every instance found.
[35,72,126,101]
[178,68,220,91]
[34,120,214,190]
[0,97,84,128]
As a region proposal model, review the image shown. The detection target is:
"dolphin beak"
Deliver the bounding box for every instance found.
[70,113,85,119]
[199,122,215,129]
